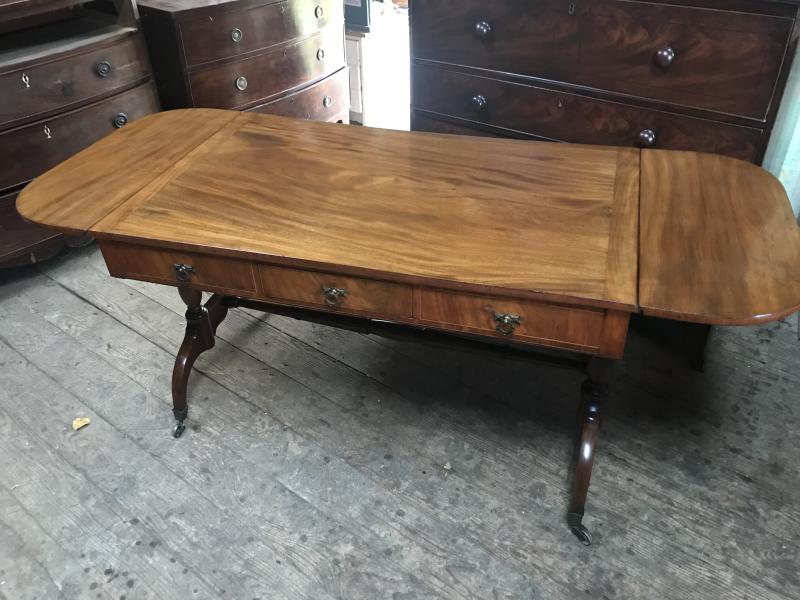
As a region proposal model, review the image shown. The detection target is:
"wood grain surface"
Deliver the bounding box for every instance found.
[639,149,800,324]
[17,109,640,311]
[16,109,237,235]
[16,109,800,326]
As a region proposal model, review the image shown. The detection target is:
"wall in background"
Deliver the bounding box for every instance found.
[764,44,800,218]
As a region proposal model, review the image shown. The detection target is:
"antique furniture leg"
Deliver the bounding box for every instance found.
[171,289,229,438]
[567,357,610,545]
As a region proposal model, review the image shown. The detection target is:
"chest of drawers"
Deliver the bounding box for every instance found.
[0,0,158,267]
[410,0,800,163]
[138,0,349,123]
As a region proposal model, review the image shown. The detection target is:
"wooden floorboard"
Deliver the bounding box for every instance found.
[0,244,798,599]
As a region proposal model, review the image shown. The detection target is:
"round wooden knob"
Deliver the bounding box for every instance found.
[474,20,492,38]
[653,44,676,68]
[472,94,488,110]
[638,128,656,147]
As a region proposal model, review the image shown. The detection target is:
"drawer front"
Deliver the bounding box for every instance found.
[247,67,348,121]
[0,34,151,131]
[419,288,606,353]
[576,1,793,119]
[180,0,341,67]
[0,81,159,192]
[258,264,413,318]
[0,188,61,262]
[100,241,259,295]
[189,28,344,109]
[411,0,579,81]
[413,65,762,161]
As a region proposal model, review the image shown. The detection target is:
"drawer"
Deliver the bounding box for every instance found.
[411,0,579,82]
[247,67,349,121]
[258,264,413,318]
[0,188,62,263]
[575,1,793,119]
[100,241,259,295]
[0,81,159,192]
[180,0,341,67]
[0,34,151,130]
[412,65,763,161]
[189,28,344,109]
[418,289,606,353]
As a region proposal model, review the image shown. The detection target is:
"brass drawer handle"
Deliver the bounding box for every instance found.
[113,113,128,128]
[235,76,248,91]
[493,312,521,335]
[173,263,195,281]
[96,60,112,78]
[322,286,347,307]
[231,27,243,43]
[472,94,487,111]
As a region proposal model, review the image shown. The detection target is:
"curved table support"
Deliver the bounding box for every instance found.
[171,289,229,437]
[567,357,609,545]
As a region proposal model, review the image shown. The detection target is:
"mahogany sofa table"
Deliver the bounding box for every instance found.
[17,109,800,545]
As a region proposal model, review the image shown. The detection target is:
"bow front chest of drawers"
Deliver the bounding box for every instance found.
[138,0,349,123]
[0,0,158,266]
[410,0,800,163]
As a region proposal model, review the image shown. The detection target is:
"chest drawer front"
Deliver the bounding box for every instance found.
[0,81,159,192]
[189,28,344,109]
[247,66,348,121]
[100,241,259,295]
[413,65,762,161]
[419,289,606,353]
[180,0,342,67]
[258,264,413,318]
[0,35,151,131]
[1,188,61,262]
[411,0,579,81]
[576,1,793,119]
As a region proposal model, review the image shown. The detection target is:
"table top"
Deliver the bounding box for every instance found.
[17,109,800,324]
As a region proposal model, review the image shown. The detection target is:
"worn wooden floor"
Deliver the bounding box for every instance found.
[0,245,798,600]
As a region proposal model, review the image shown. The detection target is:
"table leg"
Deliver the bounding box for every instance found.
[171,290,229,438]
[567,357,609,545]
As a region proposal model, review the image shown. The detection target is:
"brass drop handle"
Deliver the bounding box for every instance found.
[314,4,324,18]
[653,44,676,69]
[322,286,347,307]
[493,312,521,335]
[173,263,195,281]
[638,128,656,147]
[474,20,492,38]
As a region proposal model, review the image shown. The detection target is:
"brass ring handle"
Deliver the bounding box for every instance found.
[322,286,347,307]
[173,263,195,281]
[493,312,521,335]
